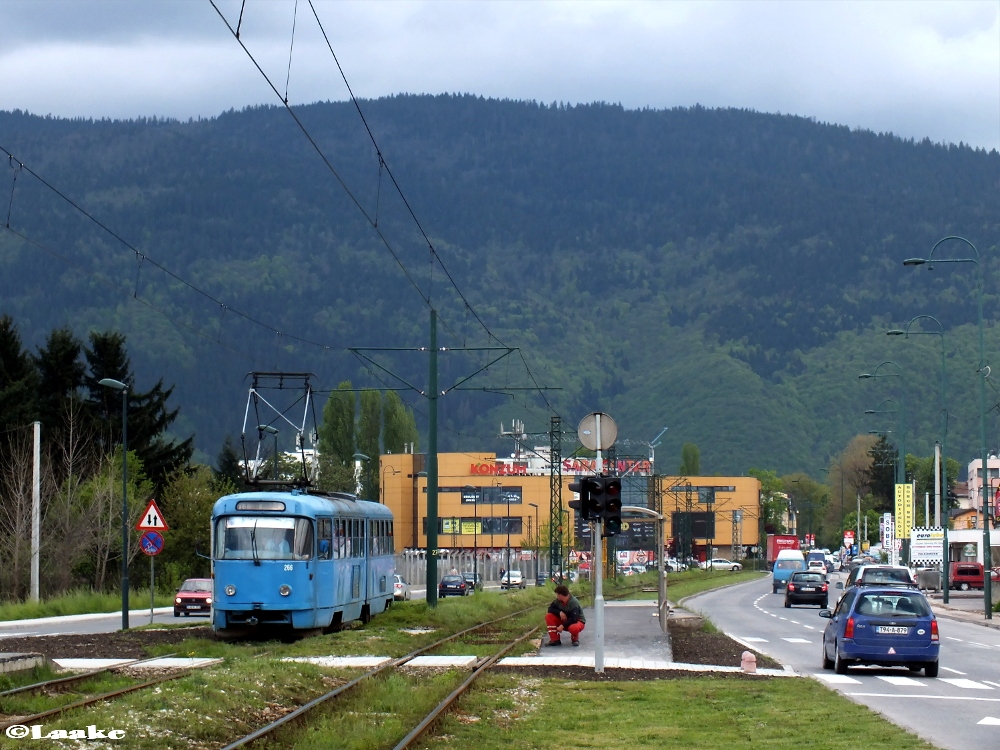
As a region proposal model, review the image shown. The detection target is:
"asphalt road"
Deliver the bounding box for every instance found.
[0,608,183,639]
[688,571,1000,750]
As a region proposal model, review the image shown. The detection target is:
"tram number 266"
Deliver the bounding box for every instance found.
[284,564,294,571]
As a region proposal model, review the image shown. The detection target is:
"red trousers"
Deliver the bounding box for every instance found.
[545,612,585,642]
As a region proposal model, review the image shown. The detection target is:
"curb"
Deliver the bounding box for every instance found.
[0,607,174,629]
[676,573,769,610]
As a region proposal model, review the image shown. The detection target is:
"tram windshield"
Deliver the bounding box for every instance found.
[215,516,314,561]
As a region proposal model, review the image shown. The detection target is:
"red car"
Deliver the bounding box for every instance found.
[174,578,213,617]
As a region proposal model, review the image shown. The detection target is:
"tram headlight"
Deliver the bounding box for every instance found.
[279,584,292,597]
[225,585,236,596]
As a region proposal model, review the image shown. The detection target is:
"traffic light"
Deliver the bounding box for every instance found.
[602,477,623,535]
[568,476,601,520]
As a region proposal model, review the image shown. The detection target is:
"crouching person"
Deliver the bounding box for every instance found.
[545,585,585,647]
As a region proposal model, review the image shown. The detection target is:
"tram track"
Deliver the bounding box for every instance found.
[0,669,192,733]
[0,652,178,700]
[221,582,650,749]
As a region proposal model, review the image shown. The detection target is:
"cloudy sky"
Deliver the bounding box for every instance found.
[2,0,999,150]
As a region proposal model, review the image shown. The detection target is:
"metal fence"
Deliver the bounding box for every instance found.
[394,550,549,586]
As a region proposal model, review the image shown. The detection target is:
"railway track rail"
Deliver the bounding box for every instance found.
[222,583,649,749]
[220,605,541,750]
[0,652,178,700]
[0,668,192,733]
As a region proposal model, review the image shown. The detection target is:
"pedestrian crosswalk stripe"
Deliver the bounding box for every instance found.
[940,666,968,675]
[978,717,1000,725]
[877,676,927,687]
[814,673,861,684]
[939,678,992,690]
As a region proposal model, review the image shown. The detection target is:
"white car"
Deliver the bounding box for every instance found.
[807,560,828,575]
[665,558,687,572]
[500,570,526,589]
[700,558,742,571]
[393,574,411,601]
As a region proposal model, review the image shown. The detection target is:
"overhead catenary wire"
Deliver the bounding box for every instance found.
[214,0,555,412]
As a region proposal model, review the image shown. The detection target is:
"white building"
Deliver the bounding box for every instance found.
[965,455,1000,516]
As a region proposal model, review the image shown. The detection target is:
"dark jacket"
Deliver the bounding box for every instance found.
[548,595,586,625]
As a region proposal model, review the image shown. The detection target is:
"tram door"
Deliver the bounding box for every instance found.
[316,517,335,609]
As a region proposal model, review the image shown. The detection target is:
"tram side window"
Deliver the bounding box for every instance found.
[335,519,348,559]
[350,518,361,558]
[318,518,333,560]
[388,521,394,554]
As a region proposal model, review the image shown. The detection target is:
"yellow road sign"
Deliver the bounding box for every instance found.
[894,484,914,537]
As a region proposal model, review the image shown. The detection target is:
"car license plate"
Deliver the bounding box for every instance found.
[801,587,815,591]
[876,626,909,634]
[187,605,201,609]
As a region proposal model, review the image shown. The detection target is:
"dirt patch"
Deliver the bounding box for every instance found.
[493,665,778,681]
[0,626,222,659]
[667,623,782,669]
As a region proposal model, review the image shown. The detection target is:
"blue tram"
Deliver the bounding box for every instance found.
[211,489,395,634]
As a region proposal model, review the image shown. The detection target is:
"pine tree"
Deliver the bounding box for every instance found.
[34,327,86,442]
[0,315,38,433]
[318,381,355,467]
[679,442,701,476]
[382,390,419,453]
[83,331,193,486]
[357,389,381,501]
[215,434,245,490]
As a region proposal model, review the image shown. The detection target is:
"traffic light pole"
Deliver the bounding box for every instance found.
[595,415,605,674]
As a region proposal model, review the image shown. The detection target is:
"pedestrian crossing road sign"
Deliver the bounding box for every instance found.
[137,499,169,531]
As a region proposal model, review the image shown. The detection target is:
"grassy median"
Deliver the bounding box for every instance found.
[412,672,936,750]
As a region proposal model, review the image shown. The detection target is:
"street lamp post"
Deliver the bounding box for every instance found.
[99,378,129,631]
[860,362,906,564]
[888,315,950,599]
[381,465,400,505]
[904,236,991,618]
[528,502,539,584]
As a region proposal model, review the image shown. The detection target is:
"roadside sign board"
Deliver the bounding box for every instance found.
[137,499,169,531]
[139,530,164,556]
[910,527,944,563]
[894,484,914,537]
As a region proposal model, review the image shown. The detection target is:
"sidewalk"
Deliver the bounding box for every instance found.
[928,593,1000,630]
[539,599,673,661]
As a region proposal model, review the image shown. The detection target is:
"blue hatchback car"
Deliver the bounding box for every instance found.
[820,586,939,677]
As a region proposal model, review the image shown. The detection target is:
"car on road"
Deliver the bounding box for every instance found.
[438,574,469,597]
[772,549,806,592]
[785,571,829,608]
[630,564,648,575]
[700,558,742,571]
[807,560,828,575]
[174,578,213,617]
[665,558,687,572]
[393,574,411,601]
[501,570,526,589]
[845,565,916,590]
[462,572,483,591]
[820,586,939,676]
[946,562,999,591]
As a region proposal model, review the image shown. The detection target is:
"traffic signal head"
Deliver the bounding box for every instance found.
[568,476,601,520]
[603,477,623,535]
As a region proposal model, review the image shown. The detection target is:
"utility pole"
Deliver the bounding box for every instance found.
[426,309,439,607]
[30,421,40,603]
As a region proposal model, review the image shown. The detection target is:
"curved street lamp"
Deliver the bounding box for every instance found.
[888,314,951,599]
[904,236,991,618]
[99,377,129,631]
[860,361,906,486]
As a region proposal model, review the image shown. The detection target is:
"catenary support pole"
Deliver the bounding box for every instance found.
[30,421,40,603]
[426,309,439,607]
[594,414,604,674]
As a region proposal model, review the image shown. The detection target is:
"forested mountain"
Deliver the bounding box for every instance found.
[1,95,998,476]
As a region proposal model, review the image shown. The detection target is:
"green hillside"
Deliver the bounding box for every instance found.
[1,96,998,475]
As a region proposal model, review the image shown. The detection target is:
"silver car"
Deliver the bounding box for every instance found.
[500,570,526,589]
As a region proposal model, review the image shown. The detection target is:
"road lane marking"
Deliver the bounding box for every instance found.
[734,636,768,642]
[978,717,1000,725]
[877,676,927,687]
[983,681,1000,688]
[779,617,787,621]
[803,625,815,630]
[848,693,1000,702]
[946,637,963,642]
[940,666,968,675]
[814,674,861,684]
[769,613,777,617]
[782,638,811,643]
[789,620,800,625]
[939,678,992,690]
[969,641,992,648]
